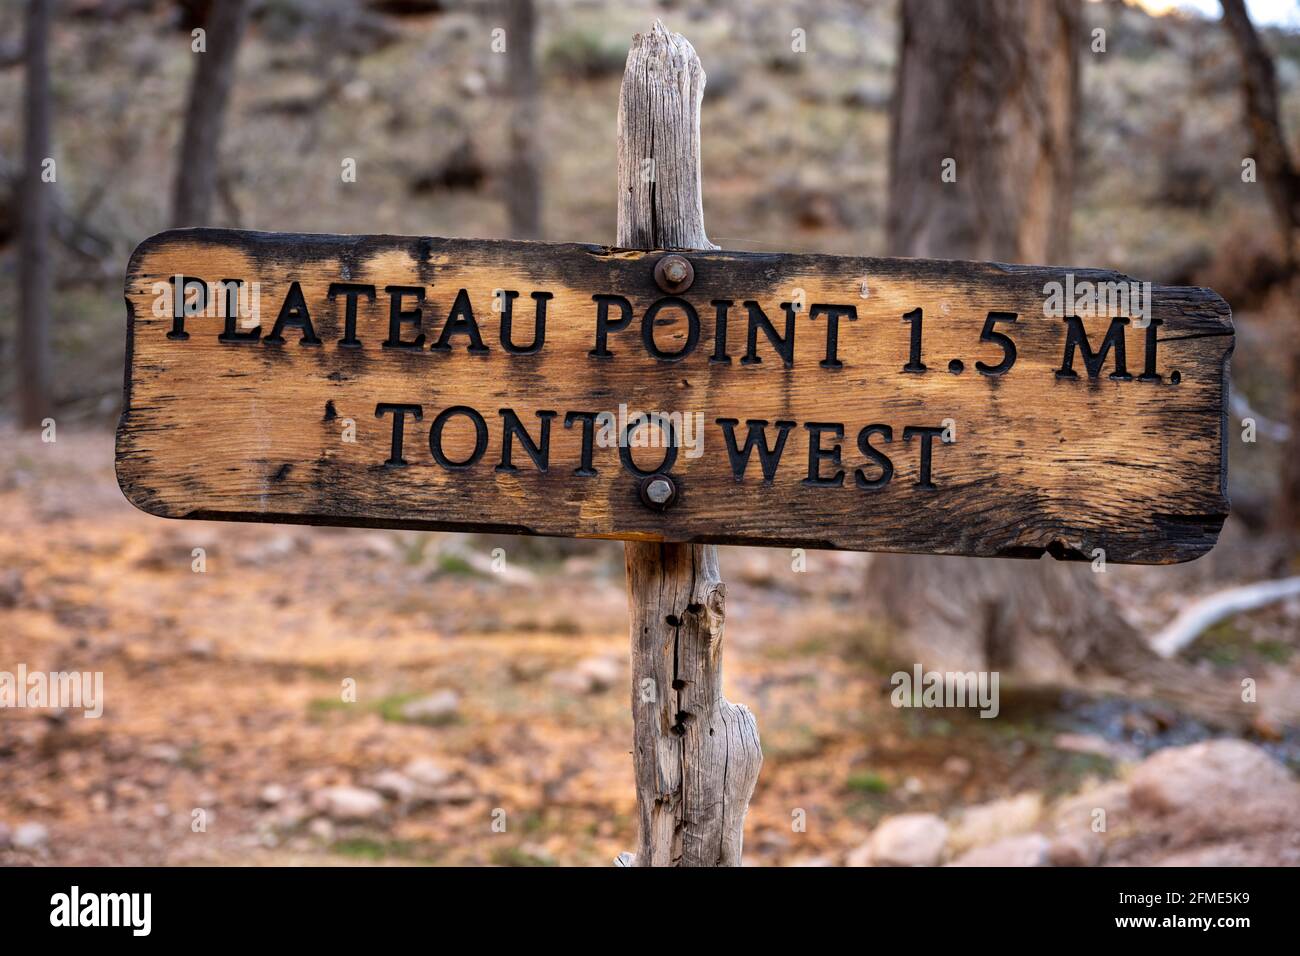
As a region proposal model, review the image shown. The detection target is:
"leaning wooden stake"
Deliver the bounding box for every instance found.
[615,22,761,868]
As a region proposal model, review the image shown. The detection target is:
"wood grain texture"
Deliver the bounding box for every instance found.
[116,228,1233,565]
[616,21,715,252]
[615,21,759,868]
[624,543,760,866]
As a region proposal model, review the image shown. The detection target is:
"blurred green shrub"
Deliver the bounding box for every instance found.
[544,28,627,80]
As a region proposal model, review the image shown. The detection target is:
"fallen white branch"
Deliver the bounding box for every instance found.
[1150,577,1300,658]
[1229,391,1290,441]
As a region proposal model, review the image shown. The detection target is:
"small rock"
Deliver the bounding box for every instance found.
[1050,780,1129,835]
[1147,705,1178,732]
[867,813,948,867]
[1122,711,1157,737]
[732,550,777,586]
[841,80,890,110]
[949,793,1042,853]
[950,833,1050,867]
[273,800,310,830]
[370,770,417,802]
[1048,832,1104,867]
[506,657,550,683]
[460,71,487,97]
[310,786,385,823]
[549,655,623,695]
[753,831,791,854]
[942,756,973,778]
[518,841,556,865]
[1053,732,1138,762]
[400,690,461,725]
[0,569,24,608]
[238,534,301,566]
[258,784,288,807]
[560,555,603,577]
[1129,740,1296,815]
[342,79,371,103]
[1154,840,1300,867]
[307,818,335,842]
[185,638,216,660]
[13,822,49,850]
[403,758,452,788]
[429,781,476,805]
[548,668,594,696]
[1249,714,1283,742]
[845,841,874,867]
[143,743,182,765]
[577,655,622,691]
[300,770,333,791]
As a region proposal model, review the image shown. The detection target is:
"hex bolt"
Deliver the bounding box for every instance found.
[654,254,694,294]
[639,473,677,510]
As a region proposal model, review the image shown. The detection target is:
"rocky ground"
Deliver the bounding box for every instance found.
[1,427,1297,866]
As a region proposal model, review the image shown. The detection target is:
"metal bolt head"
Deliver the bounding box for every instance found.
[645,477,673,504]
[654,254,694,294]
[639,473,677,510]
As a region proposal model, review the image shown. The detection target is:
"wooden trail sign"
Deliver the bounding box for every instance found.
[116,227,1233,564]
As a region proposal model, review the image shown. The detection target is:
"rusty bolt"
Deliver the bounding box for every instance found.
[654,254,694,294]
[639,473,677,510]
[662,259,689,284]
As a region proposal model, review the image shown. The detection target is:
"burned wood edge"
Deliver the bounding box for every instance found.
[117,227,1248,304]
[996,277,1235,564]
[102,500,1235,567]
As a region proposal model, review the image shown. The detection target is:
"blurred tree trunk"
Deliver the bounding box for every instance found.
[1220,0,1300,533]
[18,0,53,430]
[887,0,1076,265]
[504,0,541,238]
[873,0,1158,682]
[1220,0,1300,249]
[170,0,249,227]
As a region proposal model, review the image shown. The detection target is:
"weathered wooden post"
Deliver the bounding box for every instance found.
[614,23,762,868]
